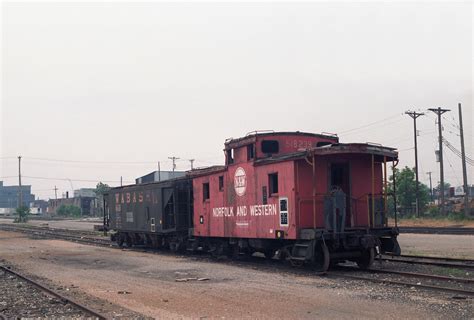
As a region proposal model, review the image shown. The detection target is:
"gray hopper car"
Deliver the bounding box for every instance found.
[104,177,193,250]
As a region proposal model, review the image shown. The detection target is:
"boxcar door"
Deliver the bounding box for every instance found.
[162,188,176,230]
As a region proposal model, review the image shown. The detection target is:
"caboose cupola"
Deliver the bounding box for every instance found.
[224,131,339,165]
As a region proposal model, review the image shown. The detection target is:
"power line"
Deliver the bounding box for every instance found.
[20,175,134,184]
[338,114,401,135]
[444,150,462,186]
[23,156,160,165]
[443,138,474,165]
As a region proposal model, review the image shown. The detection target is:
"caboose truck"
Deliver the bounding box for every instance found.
[104,131,400,273]
[190,131,400,271]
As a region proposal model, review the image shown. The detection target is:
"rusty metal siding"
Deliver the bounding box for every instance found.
[255,134,337,159]
[193,160,297,239]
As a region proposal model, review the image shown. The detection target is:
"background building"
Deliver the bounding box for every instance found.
[0,181,35,210]
[135,171,185,184]
[74,188,96,198]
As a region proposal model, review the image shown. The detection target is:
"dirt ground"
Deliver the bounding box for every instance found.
[0,231,472,319]
[398,233,474,259]
[389,218,474,228]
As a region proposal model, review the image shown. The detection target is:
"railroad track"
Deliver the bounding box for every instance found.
[334,265,474,297]
[0,265,106,319]
[1,223,473,298]
[398,226,474,235]
[380,254,474,270]
[0,224,111,247]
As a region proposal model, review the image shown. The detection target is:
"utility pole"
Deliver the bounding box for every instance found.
[157,161,161,181]
[18,156,22,208]
[405,111,424,217]
[458,103,470,216]
[168,156,180,178]
[54,186,58,200]
[427,172,433,202]
[189,159,195,170]
[428,107,450,214]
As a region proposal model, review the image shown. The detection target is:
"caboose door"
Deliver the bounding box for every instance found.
[329,163,352,227]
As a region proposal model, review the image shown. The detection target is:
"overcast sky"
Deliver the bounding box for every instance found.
[1,1,472,200]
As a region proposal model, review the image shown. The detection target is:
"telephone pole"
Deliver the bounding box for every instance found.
[168,157,180,177]
[428,107,450,214]
[18,156,22,208]
[189,159,195,170]
[427,172,433,202]
[157,161,161,181]
[405,111,424,217]
[458,103,470,216]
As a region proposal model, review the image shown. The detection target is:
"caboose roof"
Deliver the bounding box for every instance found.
[254,143,398,165]
[187,165,226,178]
[224,131,339,149]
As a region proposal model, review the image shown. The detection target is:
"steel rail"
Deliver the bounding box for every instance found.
[380,255,474,270]
[332,273,474,297]
[394,254,474,263]
[398,227,474,235]
[337,265,474,284]
[0,225,111,246]
[0,265,107,319]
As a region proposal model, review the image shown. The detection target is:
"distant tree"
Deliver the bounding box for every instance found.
[387,166,430,216]
[94,182,110,196]
[14,206,30,223]
[433,182,451,198]
[57,204,81,217]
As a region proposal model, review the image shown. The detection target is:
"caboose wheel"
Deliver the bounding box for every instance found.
[357,247,375,269]
[312,242,330,272]
[264,249,276,259]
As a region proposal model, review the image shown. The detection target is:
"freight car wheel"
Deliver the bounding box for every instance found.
[125,235,133,248]
[117,234,124,248]
[312,242,330,272]
[356,247,375,270]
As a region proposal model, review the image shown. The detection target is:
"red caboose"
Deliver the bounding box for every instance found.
[190,131,400,271]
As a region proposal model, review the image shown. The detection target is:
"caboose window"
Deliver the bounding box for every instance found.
[269,173,279,195]
[218,176,224,191]
[226,149,234,164]
[261,140,279,154]
[203,182,210,201]
[247,144,255,160]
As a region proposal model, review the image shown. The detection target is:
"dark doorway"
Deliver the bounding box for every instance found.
[162,188,176,230]
[329,163,351,227]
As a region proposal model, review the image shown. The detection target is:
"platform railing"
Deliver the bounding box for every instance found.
[297,192,390,230]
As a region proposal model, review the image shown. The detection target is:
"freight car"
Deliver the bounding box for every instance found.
[104,131,400,271]
[105,178,193,250]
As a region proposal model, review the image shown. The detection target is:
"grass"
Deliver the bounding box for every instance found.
[432,266,470,278]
